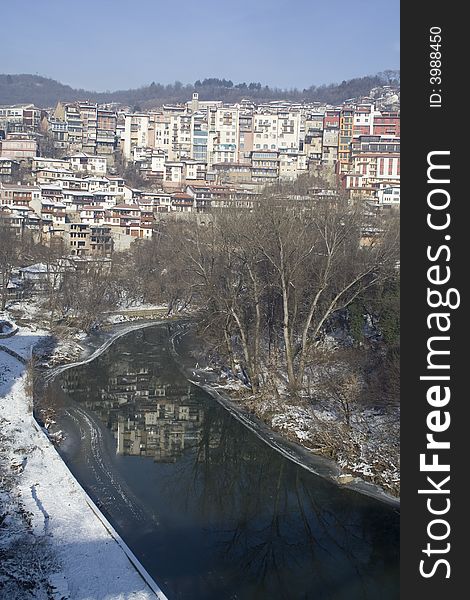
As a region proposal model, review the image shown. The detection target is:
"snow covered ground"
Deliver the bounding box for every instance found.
[0,325,49,361]
[0,328,167,599]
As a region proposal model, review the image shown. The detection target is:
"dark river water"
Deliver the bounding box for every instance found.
[49,323,399,600]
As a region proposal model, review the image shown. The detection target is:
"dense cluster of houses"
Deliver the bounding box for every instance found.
[0,87,400,256]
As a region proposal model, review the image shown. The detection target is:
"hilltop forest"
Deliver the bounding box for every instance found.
[0,71,399,108]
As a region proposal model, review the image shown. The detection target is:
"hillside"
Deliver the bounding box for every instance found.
[0,72,400,109]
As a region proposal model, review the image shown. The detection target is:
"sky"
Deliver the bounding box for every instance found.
[1,0,399,91]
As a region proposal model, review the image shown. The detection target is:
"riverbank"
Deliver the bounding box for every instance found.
[0,326,167,599]
[211,383,400,498]
[167,326,400,506]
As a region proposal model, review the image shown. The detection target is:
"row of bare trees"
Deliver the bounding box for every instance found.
[125,195,399,396]
[2,190,399,397]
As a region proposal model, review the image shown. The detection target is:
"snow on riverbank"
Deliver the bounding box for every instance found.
[0,325,49,361]
[168,328,399,504]
[0,330,166,599]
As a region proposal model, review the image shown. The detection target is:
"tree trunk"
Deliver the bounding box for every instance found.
[223,325,237,375]
[247,263,261,392]
[280,271,296,391]
[231,308,258,391]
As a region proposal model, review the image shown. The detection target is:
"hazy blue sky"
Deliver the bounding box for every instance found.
[2,0,399,91]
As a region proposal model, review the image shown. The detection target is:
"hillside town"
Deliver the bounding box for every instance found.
[1,82,400,600]
[0,84,399,260]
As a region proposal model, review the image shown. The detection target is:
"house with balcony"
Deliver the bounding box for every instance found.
[0,157,20,183]
[90,225,113,255]
[250,151,279,182]
[69,152,107,175]
[0,133,38,160]
[0,183,41,209]
[67,222,91,256]
[185,185,212,212]
[171,193,193,212]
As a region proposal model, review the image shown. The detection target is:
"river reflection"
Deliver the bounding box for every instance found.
[53,324,399,600]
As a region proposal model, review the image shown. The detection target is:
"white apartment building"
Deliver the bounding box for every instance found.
[376,186,400,205]
[123,114,151,159]
[164,161,184,184]
[279,152,307,180]
[154,115,171,156]
[69,153,107,175]
[0,105,25,126]
[252,111,301,152]
[78,102,98,153]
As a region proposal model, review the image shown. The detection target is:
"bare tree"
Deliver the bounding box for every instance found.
[31,240,68,328]
[57,260,118,332]
[253,195,399,393]
[0,224,21,311]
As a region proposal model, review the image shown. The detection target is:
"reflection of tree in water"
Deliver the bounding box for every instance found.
[158,402,399,600]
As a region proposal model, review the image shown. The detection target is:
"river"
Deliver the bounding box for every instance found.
[47,323,399,600]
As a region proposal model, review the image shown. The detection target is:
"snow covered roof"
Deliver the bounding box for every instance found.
[20,263,49,274]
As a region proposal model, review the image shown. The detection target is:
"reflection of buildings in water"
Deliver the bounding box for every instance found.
[63,357,204,463]
[116,383,204,462]
[62,369,92,397]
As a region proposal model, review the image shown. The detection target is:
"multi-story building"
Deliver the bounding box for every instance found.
[0,104,42,133]
[191,113,208,161]
[123,113,150,159]
[69,152,107,175]
[338,107,354,172]
[321,110,340,166]
[78,101,98,154]
[372,111,400,137]
[279,151,307,180]
[96,109,117,155]
[0,105,26,130]
[90,225,113,255]
[63,104,83,151]
[67,222,91,256]
[170,113,192,160]
[42,116,69,151]
[0,133,38,160]
[0,182,41,208]
[353,104,376,136]
[344,135,400,196]
[251,150,279,182]
[238,112,254,163]
[303,112,324,165]
[153,112,171,157]
[164,161,184,185]
[252,111,301,153]
[0,157,20,182]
